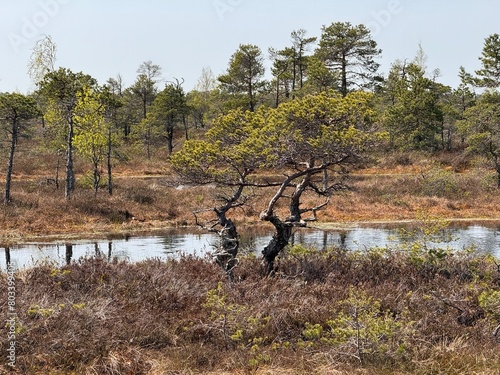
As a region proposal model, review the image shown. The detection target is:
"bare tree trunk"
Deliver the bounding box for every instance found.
[65,119,75,200]
[495,156,500,188]
[261,171,312,274]
[146,128,151,160]
[212,184,245,279]
[341,54,348,97]
[261,215,293,275]
[93,163,100,197]
[183,114,189,141]
[4,119,17,204]
[55,150,60,190]
[65,244,73,265]
[166,129,174,155]
[249,80,255,112]
[213,209,239,279]
[197,182,246,279]
[107,128,113,195]
[4,247,11,267]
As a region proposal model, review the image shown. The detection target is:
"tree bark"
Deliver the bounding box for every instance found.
[211,183,245,278]
[494,155,500,188]
[183,114,188,141]
[4,118,18,204]
[65,118,75,200]
[341,53,348,97]
[93,162,100,196]
[261,215,293,275]
[65,244,73,265]
[55,151,60,190]
[166,128,174,155]
[107,127,113,195]
[4,247,11,267]
[260,169,314,274]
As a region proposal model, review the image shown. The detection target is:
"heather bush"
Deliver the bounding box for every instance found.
[0,246,499,374]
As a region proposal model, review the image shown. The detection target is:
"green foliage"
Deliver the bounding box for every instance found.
[38,68,99,198]
[0,93,40,124]
[27,304,55,318]
[302,322,323,340]
[396,213,453,265]
[0,92,41,202]
[186,87,218,128]
[171,108,268,184]
[315,21,381,96]
[478,290,500,320]
[73,87,107,155]
[420,166,464,199]
[203,281,246,348]
[72,86,112,193]
[264,90,379,163]
[475,33,500,89]
[148,82,188,154]
[39,68,98,114]
[77,171,107,190]
[269,29,317,104]
[458,92,500,185]
[303,288,414,364]
[201,282,274,367]
[130,60,162,118]
[218,44,267,111]
[287,244,316,257]
[383,59,447,151]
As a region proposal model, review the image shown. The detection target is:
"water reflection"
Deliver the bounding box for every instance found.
[1,225,500,271]
[4,247,10,266]
[65,244,73,265]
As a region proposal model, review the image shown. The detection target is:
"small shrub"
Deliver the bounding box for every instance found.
[77,172,108,190]
[202,281,246,348]
[420,166,465,199]
[124,186,155,204]
[302,288,415,365]
[396,213,454,266]
[478,289,500,320]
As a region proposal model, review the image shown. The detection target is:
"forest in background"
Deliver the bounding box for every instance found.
[0,23,499,200]
[1,20,500,375]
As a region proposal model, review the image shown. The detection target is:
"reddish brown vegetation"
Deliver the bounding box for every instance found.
[0,248,499,374]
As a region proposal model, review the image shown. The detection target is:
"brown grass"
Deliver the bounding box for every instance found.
[2,145,500,244]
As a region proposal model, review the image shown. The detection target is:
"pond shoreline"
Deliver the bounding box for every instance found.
[3,219,500,271]
[2,217,500,247]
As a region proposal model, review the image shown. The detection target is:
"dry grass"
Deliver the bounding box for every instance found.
[2,146,500,243]
[0,247,499,374]
[1,147,500,372]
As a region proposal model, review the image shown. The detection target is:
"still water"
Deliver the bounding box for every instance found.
[2,225,500,271]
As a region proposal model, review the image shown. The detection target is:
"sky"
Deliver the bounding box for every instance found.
[0,0,499,94]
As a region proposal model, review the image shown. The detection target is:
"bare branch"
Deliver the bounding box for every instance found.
[300,197,331,222]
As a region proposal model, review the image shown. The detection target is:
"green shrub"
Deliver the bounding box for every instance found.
[302,288,415,365]
[420,166,465,199]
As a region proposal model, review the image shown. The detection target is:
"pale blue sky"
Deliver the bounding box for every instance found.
[0,0,498,93]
